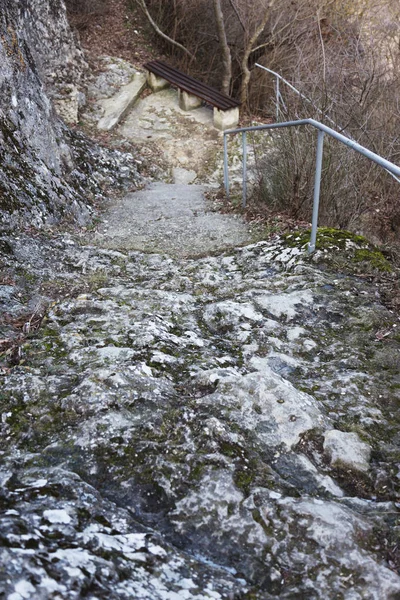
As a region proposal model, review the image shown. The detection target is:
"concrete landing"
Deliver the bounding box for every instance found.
[94,182,252,258]
[116,87,222,183]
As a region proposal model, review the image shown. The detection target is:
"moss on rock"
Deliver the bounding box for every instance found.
[282,227,392,274]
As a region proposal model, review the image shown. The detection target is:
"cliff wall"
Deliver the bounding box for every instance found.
[0,0,131,231]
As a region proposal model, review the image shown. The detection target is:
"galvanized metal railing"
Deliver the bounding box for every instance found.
[223,118,400,253]
[255,64,400,187]
[255,63,339,130]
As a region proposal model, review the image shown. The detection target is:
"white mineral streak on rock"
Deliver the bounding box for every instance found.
[287,325,307,341]
[323,430,372,472]
[183,331,204,347]
[263,352,300,369]
[172,469,266,547]
[9,580,36,600]
[73,412,136,448]
[273,496,400,598]
[151,351,178,365]
[203,300,263,328]
[197,359,327,449]
[140,362,153,376]
[303,338,317,350]
[69,345,135,365]
[294,454,344,497]
[255,288,315,321]
[26,478,47,488]
[43,509,72,524]
[52,549,97,573]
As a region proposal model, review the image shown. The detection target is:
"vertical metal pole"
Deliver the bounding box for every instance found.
[223,133,230,198]
[309,130,325,253]
[276,77,280,122]
[242,131,247,208]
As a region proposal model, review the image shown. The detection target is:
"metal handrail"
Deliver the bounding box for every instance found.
[254,64,400,185]
[255,63,339,130]
[223,118,400,252]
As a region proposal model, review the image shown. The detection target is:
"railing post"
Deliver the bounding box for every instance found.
[223,133,230,198]
[275,76,280,122]
[242,131,247,208]
[309,129,325,253]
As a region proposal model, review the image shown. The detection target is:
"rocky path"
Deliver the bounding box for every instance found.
[2,73,400,599]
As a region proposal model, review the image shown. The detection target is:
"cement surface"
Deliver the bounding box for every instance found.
[172,167,197,184]
[117,88,223,183]
[94,182,252,257]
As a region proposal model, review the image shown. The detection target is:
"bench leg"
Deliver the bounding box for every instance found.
[146,71,170,92]
[213,106,239,131]
[179,90,202,111]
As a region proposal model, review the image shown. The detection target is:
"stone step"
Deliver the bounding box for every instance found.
[97,72,147,131]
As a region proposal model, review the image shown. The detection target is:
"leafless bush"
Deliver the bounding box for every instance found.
[251,124,399,235]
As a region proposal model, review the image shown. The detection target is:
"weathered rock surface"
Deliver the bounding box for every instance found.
[2,232,400,598]
[21,0,88,124]
[2,3,400,598]
[115,87,223,183]
[323,429,372,473]
[21,0,87,91]
[97,73,147,131]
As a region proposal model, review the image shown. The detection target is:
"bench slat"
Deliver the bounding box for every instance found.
[144,60,240,111]
[153,62,238,109]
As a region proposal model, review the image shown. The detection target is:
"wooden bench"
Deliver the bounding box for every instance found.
[143,60,240,131]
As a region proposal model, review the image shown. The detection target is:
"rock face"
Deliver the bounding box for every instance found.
[1,3,64,222]
[20,0,87,90]
[0,0,140,231]
[0,0,81,226]
[21,0,89,124]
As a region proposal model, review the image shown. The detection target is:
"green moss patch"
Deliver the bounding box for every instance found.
[282,227,392,274]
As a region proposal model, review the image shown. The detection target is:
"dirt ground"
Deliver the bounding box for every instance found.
[66,0,159,68]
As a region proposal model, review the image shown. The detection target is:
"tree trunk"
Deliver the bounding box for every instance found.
[213,0,232,95]
[239,0,276,106]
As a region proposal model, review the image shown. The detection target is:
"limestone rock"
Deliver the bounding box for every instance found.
[2,236,400,598]
[21,0,88,90]
[53,84,85,124]
[323,430,372,472]
[0,0,86,226]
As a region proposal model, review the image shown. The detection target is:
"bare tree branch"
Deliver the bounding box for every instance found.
[226,0,246,32]
[135,0,195,60]
[317,11,326,82]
